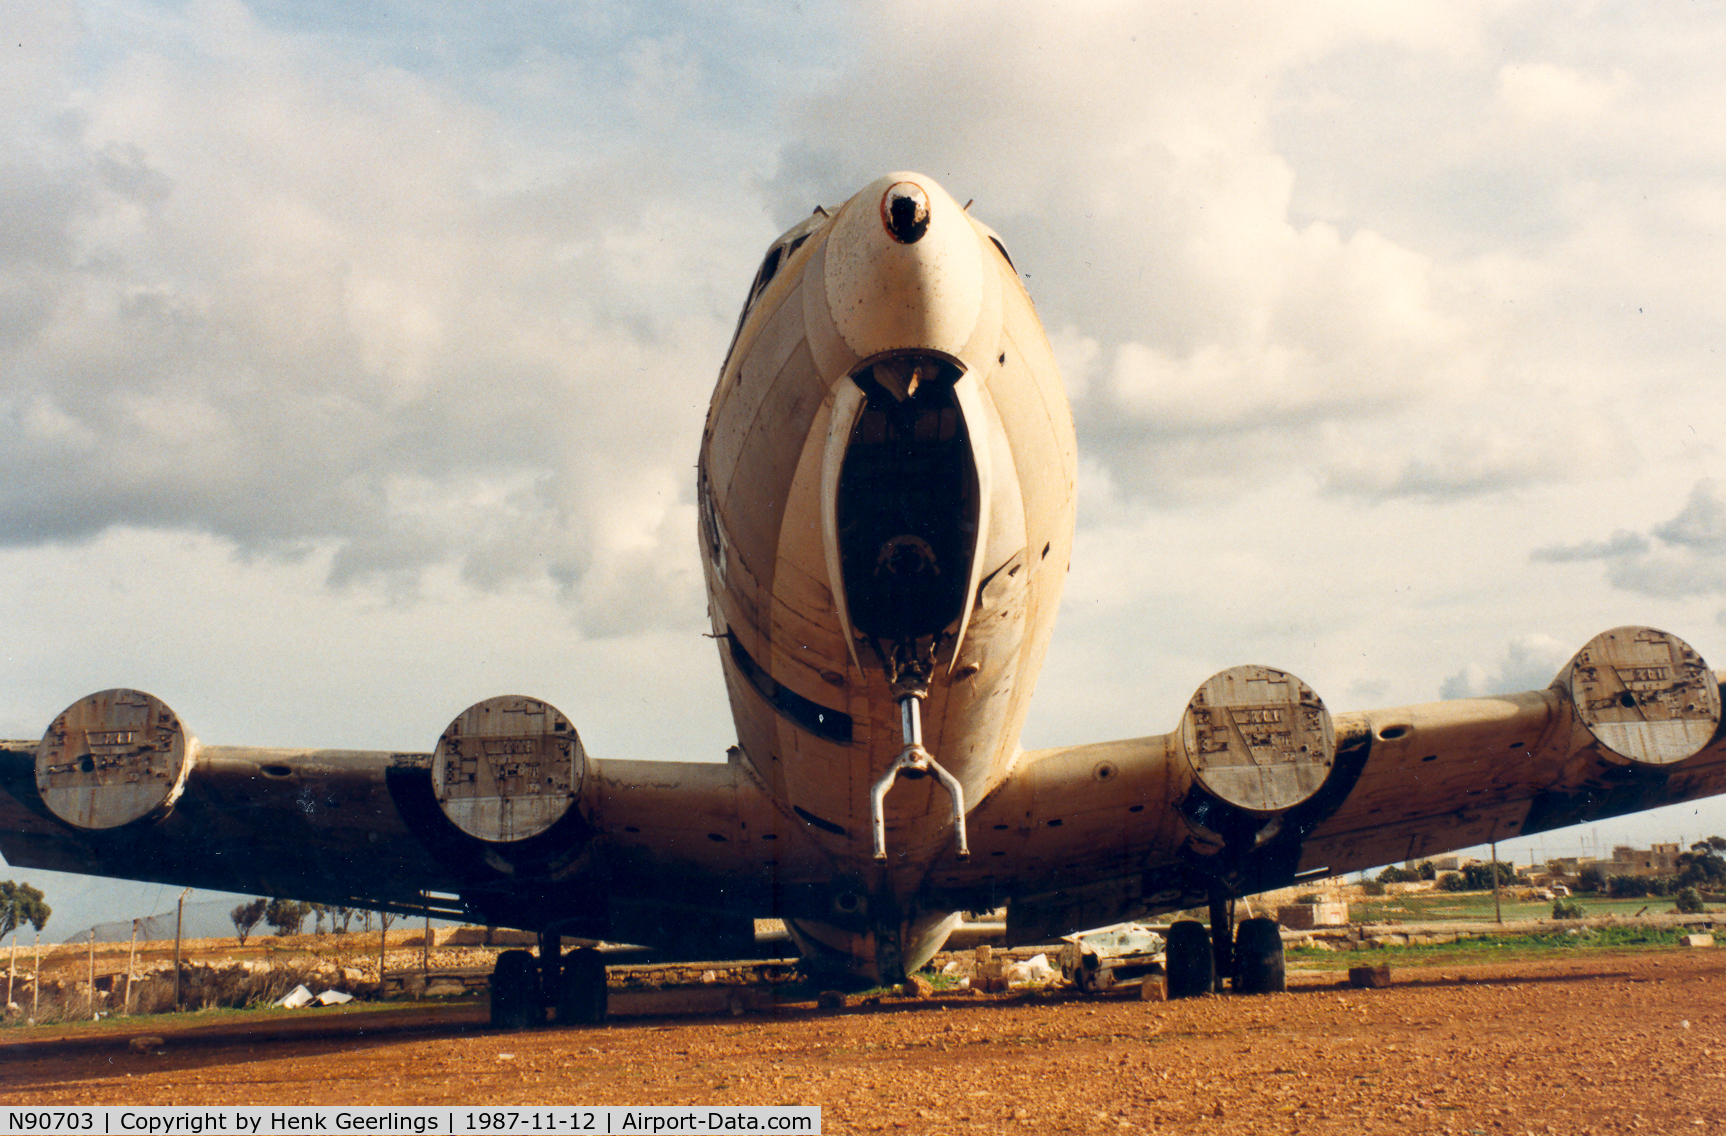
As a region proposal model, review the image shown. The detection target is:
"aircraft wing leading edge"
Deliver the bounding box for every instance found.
[5,631,1723,956]
[935,629,1726,944]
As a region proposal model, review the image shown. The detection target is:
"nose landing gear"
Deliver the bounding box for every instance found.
[869,693,970,862]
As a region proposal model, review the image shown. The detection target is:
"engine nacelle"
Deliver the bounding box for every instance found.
[432,695,587,844]
[1177,665,1335,816]
[1557,626,1720,766]
[36,689,196,830]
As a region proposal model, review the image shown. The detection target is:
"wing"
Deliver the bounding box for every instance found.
[0,691,834,956]
[936,626,1726,944]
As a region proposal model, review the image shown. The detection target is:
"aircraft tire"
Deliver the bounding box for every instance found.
[1232,917,1286,994]
[490,949,539,1029]
[1163,919,1214,1000]
[557,947,608,1025]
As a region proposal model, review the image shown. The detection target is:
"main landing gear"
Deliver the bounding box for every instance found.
[489,931,608,1028]
[1162,894,1286,999]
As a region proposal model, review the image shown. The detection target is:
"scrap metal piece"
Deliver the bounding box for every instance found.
[1562,626,1720,765]
[1058,922,1165,993]
[35,689,195,830]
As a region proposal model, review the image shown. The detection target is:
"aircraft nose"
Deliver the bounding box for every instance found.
[823,172,984,362]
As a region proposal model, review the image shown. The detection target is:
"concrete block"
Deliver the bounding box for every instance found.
[1680,933,1715,948]
[1277,903,1349,929]
[1348,965,1391,989]
[1140,976,1165,1001]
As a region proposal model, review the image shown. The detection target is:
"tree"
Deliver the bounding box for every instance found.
[1417,861,1437,881]
[230,898,267,946]
[1,881,51,941]
[1676,838,1726,890]
[1460,862,1517,890]
[1577,865,1605,893]
[265,898,312,937]
[331,906,358,934]
[1376,866,1419,884]
[1676,887,1705,914]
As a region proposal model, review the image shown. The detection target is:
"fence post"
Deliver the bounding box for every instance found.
[88,930,96,1021]
[173,888,190,1011]
[126,919,139,1015]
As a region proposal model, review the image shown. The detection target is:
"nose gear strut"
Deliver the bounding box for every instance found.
[870,693,970,862]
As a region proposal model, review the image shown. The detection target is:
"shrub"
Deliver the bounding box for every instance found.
[1361,880,1387,896]
[1437,872,1468,892]
[1577,865,1605,893]
[1417,861,1437,881]
[1552,896,1586,919]
[1676,887,1705,914]
[1376,866,1419,884]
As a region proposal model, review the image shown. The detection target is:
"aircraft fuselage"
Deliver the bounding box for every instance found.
[698,173,1076,975]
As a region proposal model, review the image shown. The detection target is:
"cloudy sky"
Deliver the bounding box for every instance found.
[6,0,1726,938]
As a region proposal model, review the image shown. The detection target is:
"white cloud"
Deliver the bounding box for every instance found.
[0,1,774,636]
[2,0,1725,786]
[1533,480,1726,601]
[1498,62,1631,126]
[1441,634,1570,699]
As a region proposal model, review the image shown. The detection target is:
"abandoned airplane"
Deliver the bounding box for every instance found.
[4,173,1725,1025]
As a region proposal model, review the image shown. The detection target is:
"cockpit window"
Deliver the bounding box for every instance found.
[750,245,784,302]
[718,211,833,379]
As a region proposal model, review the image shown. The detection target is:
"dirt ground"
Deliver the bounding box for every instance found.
[4,948,1725,1135]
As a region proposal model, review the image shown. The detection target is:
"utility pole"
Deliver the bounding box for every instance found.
[32,929,39,1020]
[87,930,96,1020]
